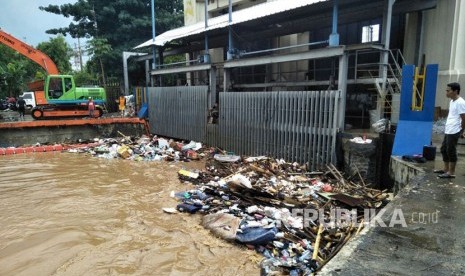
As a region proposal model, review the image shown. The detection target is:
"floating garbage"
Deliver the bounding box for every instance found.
[168,155,391,274]
[63,133,207,162]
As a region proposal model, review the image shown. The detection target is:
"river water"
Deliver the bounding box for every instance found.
[0,153,259,276]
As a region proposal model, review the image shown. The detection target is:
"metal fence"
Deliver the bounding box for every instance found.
[217,90,341,170]
[148,86,208,142]
[147,87,341,170]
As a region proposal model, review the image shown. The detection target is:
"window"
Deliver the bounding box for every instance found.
[64,77,73,92]
[362,24,380,43]
[49,78,63,99]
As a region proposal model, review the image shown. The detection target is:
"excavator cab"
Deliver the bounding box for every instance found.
[31,75,106,119]
[43,75,106,105]
[48,76,66,99]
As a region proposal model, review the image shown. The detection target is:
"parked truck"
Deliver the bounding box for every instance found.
[0,28,106,119]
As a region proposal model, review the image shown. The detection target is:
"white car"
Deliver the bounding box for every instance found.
[19,92,36,109]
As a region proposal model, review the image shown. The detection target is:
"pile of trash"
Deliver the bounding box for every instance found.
[63,133,390,273]
[371,118,390,133]
[432,118,446,134]
[65,134,206,162]
[168,155,391,275]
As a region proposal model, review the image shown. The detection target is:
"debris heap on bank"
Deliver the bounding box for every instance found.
[171,155,390,275]
[48,134,389,274]
[64,134,207,162]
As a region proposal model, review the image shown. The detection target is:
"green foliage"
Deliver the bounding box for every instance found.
[73,70,97,87]
[0,44,42,97]
[40,0,184,81]
[37,35,73,73]
[86,38,112,85]
[86,38,112,58]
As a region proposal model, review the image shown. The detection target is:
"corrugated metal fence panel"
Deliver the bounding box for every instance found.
[148,86,208,142]
[219,90,341,169]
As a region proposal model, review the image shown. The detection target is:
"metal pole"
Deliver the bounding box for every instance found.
[329,0,339,46]
[205,0,209,54]
[379,0,396,116]
[338,53,348,130]
[123,52,148,94]
[151,0,156,69]
[123,52,130,94]
[227,0,233,60]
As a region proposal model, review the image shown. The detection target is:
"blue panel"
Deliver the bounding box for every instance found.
[138,103,148,118]
[398,64,438,122]
[392,120,433,156]
[422,64,439,121]
[399,65,414,120]
[393,64,438,156]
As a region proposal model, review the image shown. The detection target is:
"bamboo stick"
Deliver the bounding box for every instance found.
[312,224,324,260]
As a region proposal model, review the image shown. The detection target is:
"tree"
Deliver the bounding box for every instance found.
[40,0,184,81]
[4,61,27,96]
[37,35,73,74]
[73,69,97,87]
[86,38,112,86]
[0,44,42,97]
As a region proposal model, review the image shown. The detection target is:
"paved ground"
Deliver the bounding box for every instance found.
[320,136,465,275]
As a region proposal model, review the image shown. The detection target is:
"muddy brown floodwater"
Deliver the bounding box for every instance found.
[0,153,260,276]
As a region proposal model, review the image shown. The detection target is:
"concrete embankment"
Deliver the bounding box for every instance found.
[0,112,147,147]
[320,140,465,275]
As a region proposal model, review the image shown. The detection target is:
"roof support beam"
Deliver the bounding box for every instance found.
[151,64,212,75]
[224,46,344,68]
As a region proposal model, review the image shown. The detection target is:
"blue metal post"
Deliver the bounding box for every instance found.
[204,0,209,63]
[227,0,233,60]
[151,0,156,69]
[329,0,339,46]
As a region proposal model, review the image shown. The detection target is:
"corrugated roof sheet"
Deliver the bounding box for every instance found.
[134,0,328,49]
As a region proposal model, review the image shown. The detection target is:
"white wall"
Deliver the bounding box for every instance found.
[406,0,465,109]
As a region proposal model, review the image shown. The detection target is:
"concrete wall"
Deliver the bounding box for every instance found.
[389,156,425,195]
[184,0,204,26]
[0,124,146,147]
[207,0,267,14]
[404,0,465,109]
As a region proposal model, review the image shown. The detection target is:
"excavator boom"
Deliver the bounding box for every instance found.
[0,29,59,75]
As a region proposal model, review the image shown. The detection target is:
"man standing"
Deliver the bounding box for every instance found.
[17,96,26,120]
[87,97,95,118]
[435,82,465,178]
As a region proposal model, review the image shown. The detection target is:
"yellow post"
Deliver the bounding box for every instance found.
[412,66,426,111]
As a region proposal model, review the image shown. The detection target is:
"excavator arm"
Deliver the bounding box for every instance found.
[0,29,59,90]
[0,29,59,74]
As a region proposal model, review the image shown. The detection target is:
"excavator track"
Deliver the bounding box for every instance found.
[31,105,103,120]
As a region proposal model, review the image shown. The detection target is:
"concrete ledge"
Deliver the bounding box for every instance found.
[390,156,426,195]
[320,154,465,275]
[0,119,147,147]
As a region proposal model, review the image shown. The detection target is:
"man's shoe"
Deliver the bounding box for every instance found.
[438,173,455,179]
[433,169,446,174]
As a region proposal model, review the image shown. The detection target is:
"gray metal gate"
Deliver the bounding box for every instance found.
[148,86,208,142]
[148,87,341,169]
[218,90,341,170]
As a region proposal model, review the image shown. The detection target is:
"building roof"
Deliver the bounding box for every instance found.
[134,0,328,49]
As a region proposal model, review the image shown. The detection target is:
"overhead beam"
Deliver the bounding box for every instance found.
[224,46,344,68]
[151,64,211,75]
